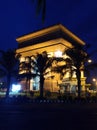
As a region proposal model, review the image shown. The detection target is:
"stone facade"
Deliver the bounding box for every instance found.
[16,24,86,94]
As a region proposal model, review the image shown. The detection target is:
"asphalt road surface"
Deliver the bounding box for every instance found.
[0,102,97,130]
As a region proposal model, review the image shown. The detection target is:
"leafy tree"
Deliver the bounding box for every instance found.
[0,49,20,98]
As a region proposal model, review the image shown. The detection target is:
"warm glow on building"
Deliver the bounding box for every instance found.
[16,24,86,94]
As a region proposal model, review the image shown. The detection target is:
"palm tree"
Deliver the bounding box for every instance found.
[64,44,97,98]
[31,51,73,98]
[33,0,46,21]
[18,52,50,98]
[65,47,87,98]
[31,51,51,98]
[18,56,36,92]
[0,49,20,98]
[18,50,77,98]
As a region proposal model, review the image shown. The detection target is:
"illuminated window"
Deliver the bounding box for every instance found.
[47,52,53,57]
[32,76,40,90]
[20,57,25,62]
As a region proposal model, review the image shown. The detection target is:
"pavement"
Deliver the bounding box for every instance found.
[0,102,97,130]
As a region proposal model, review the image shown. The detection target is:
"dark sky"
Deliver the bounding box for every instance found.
[0,0,97,54]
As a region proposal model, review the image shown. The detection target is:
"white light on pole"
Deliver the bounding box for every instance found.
[93,78,96,82]
[88,59,92,63]
[92,78,97,91]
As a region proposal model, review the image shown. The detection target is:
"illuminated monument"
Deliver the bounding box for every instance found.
[16,24,86,94]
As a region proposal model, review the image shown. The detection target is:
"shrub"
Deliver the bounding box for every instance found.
[29,91,34,97]
[45,91,51,98]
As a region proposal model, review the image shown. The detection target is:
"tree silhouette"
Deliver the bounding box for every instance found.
[64,44,97,98]
[31,51,73,98]
[18,56,36,92]
[0,49,20,98]
[33,0,46,21]
[65,47,87,98]
[31,51,50,98]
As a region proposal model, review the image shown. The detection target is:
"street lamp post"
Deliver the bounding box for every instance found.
[92,78,97,92]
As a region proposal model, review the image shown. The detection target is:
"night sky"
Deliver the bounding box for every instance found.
[0,0,97,55]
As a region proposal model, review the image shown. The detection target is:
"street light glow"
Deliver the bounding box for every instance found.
[88,59,92,63]
[93,78,96,82]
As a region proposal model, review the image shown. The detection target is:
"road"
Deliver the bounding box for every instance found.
[0,102,97,130]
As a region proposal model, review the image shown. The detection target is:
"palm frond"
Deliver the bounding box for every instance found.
[33,0,46,21]
[18,73,37,80]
